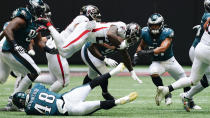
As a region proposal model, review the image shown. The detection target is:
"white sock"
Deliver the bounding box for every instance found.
[49,81,64,93]
[12,76,32,95]
[172,77,192,90]
[115,96,129,105]
[34,74,55,85]
[186,82,204,99]
[109,63,124,76]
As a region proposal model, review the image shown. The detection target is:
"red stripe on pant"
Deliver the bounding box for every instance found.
[63,30,90,48]
[56,54,65,87]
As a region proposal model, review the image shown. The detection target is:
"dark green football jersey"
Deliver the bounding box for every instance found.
[2,8,39,51]
[25,84,62,115]
[141,27,174,61]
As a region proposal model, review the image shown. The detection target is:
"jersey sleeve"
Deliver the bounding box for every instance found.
[164,28,174,38]
[11,8,31,21]
[140,27,148,41]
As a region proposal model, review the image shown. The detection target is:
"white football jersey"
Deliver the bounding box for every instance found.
[60,15,89,38]
[90,21,126,44]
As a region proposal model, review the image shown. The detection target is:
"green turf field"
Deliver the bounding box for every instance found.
[0,75,210,118]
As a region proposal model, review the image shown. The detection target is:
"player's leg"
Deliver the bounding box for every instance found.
[49,22,94,58]
[0,57,10,84]
[165,57,191,92]
[62,63,125,105]
[81,45,114,100]
[155,43,210,106]
[66,92,138,116]
[47,53,70,92]
[149,61,172,105]
[3,51,41,94]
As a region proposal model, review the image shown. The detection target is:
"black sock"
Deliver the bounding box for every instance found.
[100,100,116,110]
[183,87,191,92]
[168,85,174,92]
[151,76,163,87]
[83,75,92,85]
[100,79,108,93]
[200,74,209,88]
[89,73,111,89]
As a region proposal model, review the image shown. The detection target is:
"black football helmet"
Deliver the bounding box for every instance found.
[80,5,101,21]
[27,0,46,19]
[12,92,27,109]
[147,13,164,35]
[125,22,141,46]
[204,0,210,12]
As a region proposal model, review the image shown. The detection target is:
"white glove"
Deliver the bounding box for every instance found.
[28,49,35,56]
[117,40,128,50]
[14,45,25,54]
[131,70,143,84]
[192,25,201,30]
[104,57,118,67]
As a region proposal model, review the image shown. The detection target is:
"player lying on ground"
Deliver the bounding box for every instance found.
[12,63,138,116]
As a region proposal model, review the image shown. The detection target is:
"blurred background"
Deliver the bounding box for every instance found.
[0,0,203,65]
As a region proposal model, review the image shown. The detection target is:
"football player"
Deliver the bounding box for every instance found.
[0,0,58,111]
[133,13,190,106]
[155,14,210,111]
[12,63,138,116]
[81,22,142,100]
[35,5,128,59]
[179,0,210,111]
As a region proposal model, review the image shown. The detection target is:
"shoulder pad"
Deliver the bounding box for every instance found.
[163,28,174,38]
[141,27,149,34]
[11,8,31,21]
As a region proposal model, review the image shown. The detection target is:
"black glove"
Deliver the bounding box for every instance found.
[137,49,154,57]
[44,46,58,54]
[35,18,52,27]
[132,54,140,66]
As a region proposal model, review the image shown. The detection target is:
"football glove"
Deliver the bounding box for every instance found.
[117,40,128,50]
[130,70,143,84]
[104,57,118,67]
[44,46,58,54]
[35,18,52,27]
[137,49,154,57]
[28,49,35,56]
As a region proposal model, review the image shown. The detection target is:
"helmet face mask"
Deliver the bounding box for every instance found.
[81,5,101,21]
[12,92,27,109]
[125,23,141,47]
[27,0,46,19]
[148,13,164,35]
[204,0,210,12]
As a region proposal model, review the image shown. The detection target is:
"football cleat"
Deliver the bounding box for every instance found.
[155,86,169,106]
[180,93,191,112]
[102,92,115,100]
[0,101,21,111]
[165,93,172,106]
[180,93,202,112]
[116,92,138,105]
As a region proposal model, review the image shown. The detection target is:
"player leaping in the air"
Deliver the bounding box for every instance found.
[35,5,129,59]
